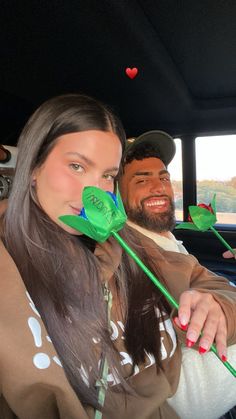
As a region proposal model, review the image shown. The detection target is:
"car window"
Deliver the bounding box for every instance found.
[169,138,183,221]
[195,135,236,224]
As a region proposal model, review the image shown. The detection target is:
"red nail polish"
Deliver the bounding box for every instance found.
[199,346,207,354]
[221,355,227,362]
[180,323,188,331]
[186,339,195,348]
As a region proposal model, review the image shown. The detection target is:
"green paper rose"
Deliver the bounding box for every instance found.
[59,186,127,242]
[176,195,217,232]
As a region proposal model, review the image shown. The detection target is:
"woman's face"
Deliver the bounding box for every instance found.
[34,130,122,234]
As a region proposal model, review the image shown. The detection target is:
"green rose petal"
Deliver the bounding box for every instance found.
[59,186,127,242]
[189,206,217,231]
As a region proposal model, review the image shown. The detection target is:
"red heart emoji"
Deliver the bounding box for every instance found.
[125,67,138,79]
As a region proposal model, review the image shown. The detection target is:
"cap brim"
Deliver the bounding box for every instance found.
[125,130,176,166]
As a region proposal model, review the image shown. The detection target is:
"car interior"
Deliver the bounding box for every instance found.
[1,2,236,417]
[1,1,236,280]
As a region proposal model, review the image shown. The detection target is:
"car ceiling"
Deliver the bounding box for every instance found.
[2,0,236,145]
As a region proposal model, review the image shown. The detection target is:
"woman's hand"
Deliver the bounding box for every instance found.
[175,290,227,361]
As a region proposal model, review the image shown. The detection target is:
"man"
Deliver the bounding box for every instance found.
[119,131,236,260]
[119,130,187,254]
[119,130,236,419]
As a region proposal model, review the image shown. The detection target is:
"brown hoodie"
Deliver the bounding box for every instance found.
[0,230,236,419]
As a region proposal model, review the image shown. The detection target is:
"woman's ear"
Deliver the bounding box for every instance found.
[31,169,37,187]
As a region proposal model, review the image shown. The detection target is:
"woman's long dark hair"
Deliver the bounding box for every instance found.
[3,94,170,409]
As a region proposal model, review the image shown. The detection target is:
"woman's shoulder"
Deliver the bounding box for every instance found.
[0,236,25,289]
[0,237,90,419]
[0,237,34,329]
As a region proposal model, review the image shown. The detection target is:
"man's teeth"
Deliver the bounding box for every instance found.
[146,200,165,206]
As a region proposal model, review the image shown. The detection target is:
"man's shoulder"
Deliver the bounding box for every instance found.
[126,224,194,262]
[126,223,163,249]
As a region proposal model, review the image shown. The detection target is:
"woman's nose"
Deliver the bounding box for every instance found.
[84,176,103,190]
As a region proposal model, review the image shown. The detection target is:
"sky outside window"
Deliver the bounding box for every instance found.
[168,136,236,224]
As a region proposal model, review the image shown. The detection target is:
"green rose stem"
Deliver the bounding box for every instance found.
[112,231,178,310]
[210,226,236,256]
[59,188,236,379]
[176,196,236,258]
[112,230,236,378]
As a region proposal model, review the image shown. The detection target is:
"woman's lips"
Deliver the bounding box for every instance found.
[70,206,81,215]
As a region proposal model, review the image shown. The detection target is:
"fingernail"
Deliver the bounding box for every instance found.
[221,354,227,362]
[180,323,188,331]
[199,346,207,354]
[186,331,197,343]
[179,314,188,327]
[186,339,195,348]
[198,340,209,354]
[174,317,188,331]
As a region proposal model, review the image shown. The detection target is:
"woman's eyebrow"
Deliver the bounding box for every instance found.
[65,152,119,172]
[65,152,95,166]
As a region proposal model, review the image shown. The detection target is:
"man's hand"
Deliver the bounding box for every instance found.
[175,290,227,361]
[222,250,236,259]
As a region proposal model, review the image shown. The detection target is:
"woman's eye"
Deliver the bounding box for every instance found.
[69,163,84,173]
[103,173,116,181]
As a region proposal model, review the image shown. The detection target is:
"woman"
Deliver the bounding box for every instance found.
[0,94,236,419]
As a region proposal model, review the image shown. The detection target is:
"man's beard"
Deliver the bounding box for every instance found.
[126,197,176,233]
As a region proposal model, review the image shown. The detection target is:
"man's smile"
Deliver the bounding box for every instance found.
[142,196,170,212]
